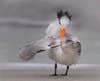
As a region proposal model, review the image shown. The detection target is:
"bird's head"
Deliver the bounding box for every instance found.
[57,10,72,41]
[57,10,72,26]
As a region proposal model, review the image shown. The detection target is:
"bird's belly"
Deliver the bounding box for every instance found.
[48,47,80,65]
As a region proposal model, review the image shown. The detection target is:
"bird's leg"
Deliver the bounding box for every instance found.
[52,63,58,76]
[61,65,69,76]
[65,66,69,76]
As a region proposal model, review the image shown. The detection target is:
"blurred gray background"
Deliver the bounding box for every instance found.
[0,0,100,64]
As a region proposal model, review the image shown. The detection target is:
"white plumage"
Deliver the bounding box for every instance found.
[19,10,81,76]
[45,16,71,38]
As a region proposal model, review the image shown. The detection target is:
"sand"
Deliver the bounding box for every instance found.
[0,63,100,81]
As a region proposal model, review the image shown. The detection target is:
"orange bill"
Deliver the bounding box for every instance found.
[60,28,65,41]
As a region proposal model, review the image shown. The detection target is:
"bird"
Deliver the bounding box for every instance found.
[19,10,81,76]
[47,30,81,76]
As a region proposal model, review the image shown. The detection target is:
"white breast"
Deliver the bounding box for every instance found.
[48,38,81,65]
[48,47,79,65]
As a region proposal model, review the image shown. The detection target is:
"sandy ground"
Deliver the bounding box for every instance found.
[0,64,100,81]
[0,69,100,81]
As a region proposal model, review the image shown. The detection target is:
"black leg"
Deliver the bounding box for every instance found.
[65,66,69,76]
[55,63,57,75]
[52,63,57,76]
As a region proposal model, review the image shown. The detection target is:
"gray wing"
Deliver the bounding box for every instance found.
[19,38,51,61]
[62,36,81,56]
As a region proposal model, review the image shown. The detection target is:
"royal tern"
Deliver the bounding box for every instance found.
[19,10,81,76]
